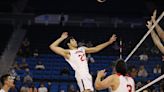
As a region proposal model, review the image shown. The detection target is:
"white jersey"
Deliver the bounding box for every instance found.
[112,74,135,92]
[38,87,48,92]
[0,89,5,92]
[65,47,90,78]
[65,47,94,92]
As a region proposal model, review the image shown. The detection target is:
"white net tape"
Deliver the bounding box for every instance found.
[125,11,164,62]
[136,74,164,92]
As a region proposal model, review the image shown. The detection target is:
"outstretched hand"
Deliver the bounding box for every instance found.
[97,69,107,78]
[146,21,153,29]
[151,10,157,23]
[109,34,117,43]
[61,32,68,39]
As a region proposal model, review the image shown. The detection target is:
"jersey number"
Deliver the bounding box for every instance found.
[127,85,132,92]
[78,54,86,61]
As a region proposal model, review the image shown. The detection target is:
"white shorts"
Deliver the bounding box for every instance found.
[75,75,94,92]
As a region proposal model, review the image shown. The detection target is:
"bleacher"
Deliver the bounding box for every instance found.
[15,54,163,92]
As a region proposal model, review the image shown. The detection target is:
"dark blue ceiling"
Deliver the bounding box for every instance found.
[0,0,163,17]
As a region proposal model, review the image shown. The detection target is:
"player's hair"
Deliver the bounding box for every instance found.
[0,74,10,85]
[115,59,127,76]
[63,36,75,48]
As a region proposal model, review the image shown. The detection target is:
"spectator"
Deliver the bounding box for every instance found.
[22,38,30,49]
[23,72,33,86]
[153,64,161,74]
[160,82,164,92]
[21,38,31,57]
[28,83,37,92]
[139,52,148,61]
[162,56,164,61]
[17,48,24,57]
[143,89,151,92]
[130,67,138,78]
[8,68,17,77]
[86,41,93,47]
[68,84,76,92]
[59,90,64,92]
[145,80,153,92]
[33,49,39,57]
[20,58,29,70]
[78,40,86,47]
[138,65,148,77]
[35,61,45,70]
[47,82,51,92]
[87,54,95,63]
[25,68,30,74]
[151,47,160,55]
[136,82,143,90]
[12,62,20,70]
[162,56,164,74]
[60,67,70,76]
[38,82,48,92]
[20,83,29,92]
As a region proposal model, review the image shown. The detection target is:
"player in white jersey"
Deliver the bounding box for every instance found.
[65,47,93,91]
[95,59,135,92]
[49,32,117,92]
[0,74,15,92]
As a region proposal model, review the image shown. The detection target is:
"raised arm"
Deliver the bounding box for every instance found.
[151,30,164,54]
[85,34,117,53]
[95,69,114,90]
[49,32,69,58]
[151,10,164,41]
[146,21,164,54]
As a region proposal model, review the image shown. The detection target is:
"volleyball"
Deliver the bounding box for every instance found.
[97,0,106,3]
